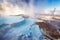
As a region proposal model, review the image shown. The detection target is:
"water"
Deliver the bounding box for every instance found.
[0,16,43,40]
[0,16,24,24]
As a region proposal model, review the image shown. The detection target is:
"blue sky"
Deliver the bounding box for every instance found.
[34,0,60,10]
[47,0,60,10]
[27,0,60,10]
[0,0,3,3]
[0,0,60,10]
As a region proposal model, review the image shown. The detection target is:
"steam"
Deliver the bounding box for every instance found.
[0,0,27,16]
[0,0,58,18]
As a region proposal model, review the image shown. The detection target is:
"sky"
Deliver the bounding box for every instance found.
[0,0,60,10]
[0,0,3,3]
[34,0,60,10]
[46,0,60,10]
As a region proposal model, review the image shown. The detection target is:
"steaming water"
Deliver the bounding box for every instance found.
[0,16,43,40]
[0,16,24,24]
